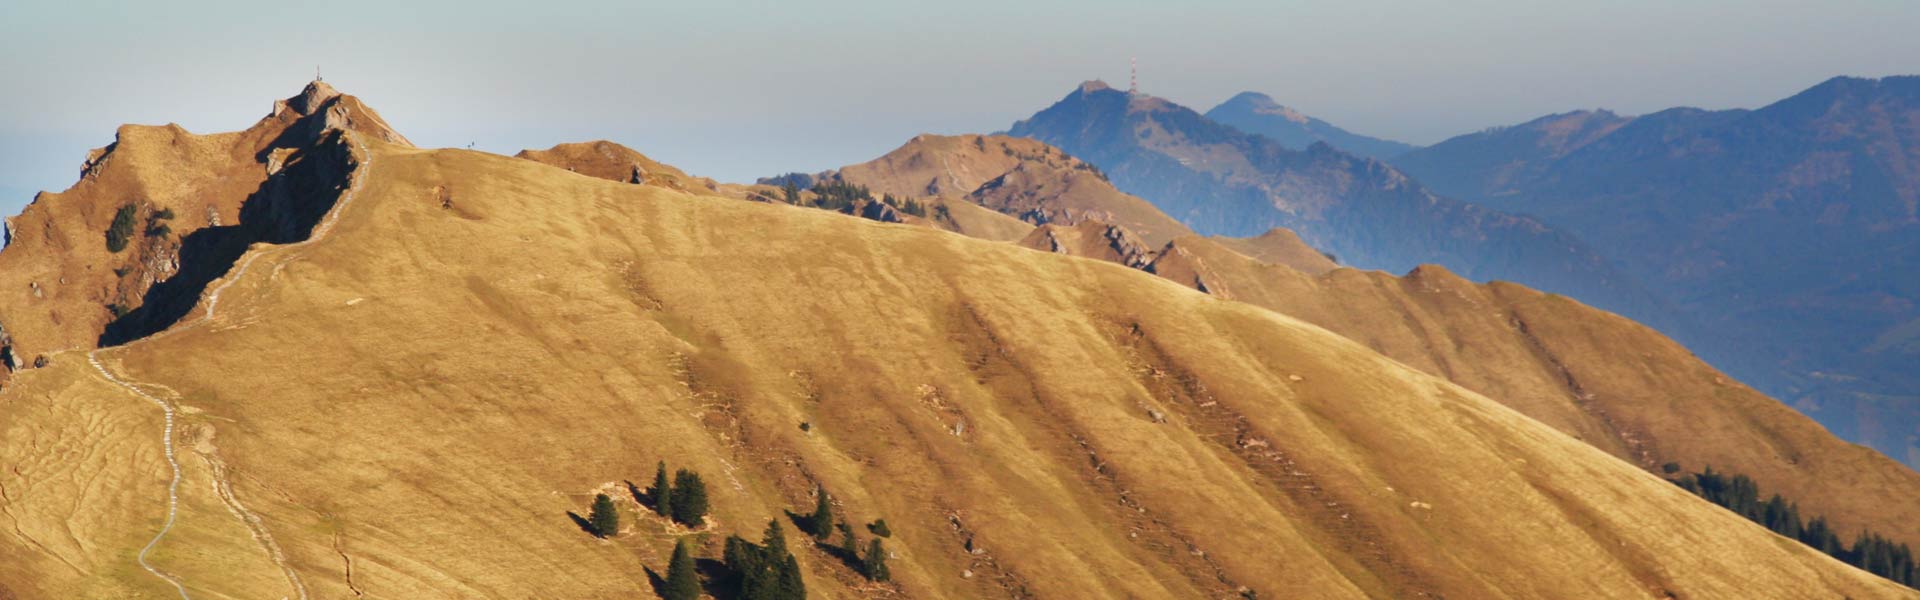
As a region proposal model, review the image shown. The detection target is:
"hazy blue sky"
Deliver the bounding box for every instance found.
[3,0,1917,217]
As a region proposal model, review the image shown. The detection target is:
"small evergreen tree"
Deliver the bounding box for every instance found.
[808,486,834,539]
[650,461,673,517]
[763,517,788,554]
[723,534,761,590]
[663,537,702,600]
[106,204,138,252]
[862,538,890,582]
[867,519,892,538]
[735,519,806,600]
[838,521,859,556]
[587,493,619,538]
[671,469,709,527]
[775,553,806,599]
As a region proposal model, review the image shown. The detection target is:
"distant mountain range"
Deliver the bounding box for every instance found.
[1006,80,1668,332]
[1203,92,1416,160]
[1393,75,1920,466]
[1006,75,1920,468]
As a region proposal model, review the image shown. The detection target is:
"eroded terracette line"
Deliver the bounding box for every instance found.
[87,130,372,599]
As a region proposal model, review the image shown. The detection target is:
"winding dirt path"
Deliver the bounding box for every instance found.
[84,351,189,600]
[84,130,373,599]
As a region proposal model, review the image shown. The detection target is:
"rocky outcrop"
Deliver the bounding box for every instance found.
[1018,220,1156,270]
[859,200,903,223]
[0,80,397,357]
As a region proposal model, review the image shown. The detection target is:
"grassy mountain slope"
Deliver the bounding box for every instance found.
[1145,235,1920,549]
[515,140,720,193]
[0,126,1909,598]
[1208,227,1338,275]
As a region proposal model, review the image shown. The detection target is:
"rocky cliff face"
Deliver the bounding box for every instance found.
[1017,220,1158,270]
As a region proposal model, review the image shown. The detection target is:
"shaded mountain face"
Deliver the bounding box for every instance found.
[1393,75,1920,466]
[1204,92,1417,160]
[1,84,1910,598]
[1006,81,1666,328]
[1388,108,1633,200]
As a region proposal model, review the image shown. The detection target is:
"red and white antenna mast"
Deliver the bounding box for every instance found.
[1129,57,1138,93]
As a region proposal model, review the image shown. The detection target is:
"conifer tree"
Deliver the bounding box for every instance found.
[106,204,138,252]
[808,486,834,539]
[775,553,807,598]
[663,537,701,600]
[671,469,709,527]
[650,461,673,517]
[735,519,806,600]
[723,534,760,590]
[587,493,619,538]
[862,538,890,582]
[838,521,859,556]
[763,517,788,554]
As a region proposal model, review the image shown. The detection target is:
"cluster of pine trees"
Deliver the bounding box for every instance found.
[879,193,928,218]
[577,473,902,597]
[808,181,872,212]
[648,461,711,528]
[801,486,891,582]
[722,519,809,599]
[772,178,933,221]
[1672,466,1915,587]
[576,462,712,540]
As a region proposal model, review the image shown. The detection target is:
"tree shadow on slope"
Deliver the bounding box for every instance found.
[784,510,866,574]
[99,130,355,347]
[566,511,599,538]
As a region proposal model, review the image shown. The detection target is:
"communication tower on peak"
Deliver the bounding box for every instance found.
[1129,57,1137,93]
[316,66,323,82]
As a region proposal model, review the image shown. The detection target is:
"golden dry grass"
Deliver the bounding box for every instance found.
[2,139,1910,598]
[1148,235,1920,554]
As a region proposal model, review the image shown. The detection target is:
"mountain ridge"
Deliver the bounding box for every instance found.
[1204,91,1418,160]
[1392,74,1920,466]
[1007,82,1671,330]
